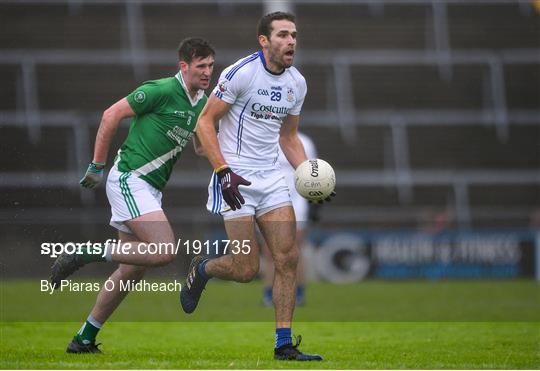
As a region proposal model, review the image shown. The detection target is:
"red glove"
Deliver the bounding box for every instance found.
[216,167,251,211]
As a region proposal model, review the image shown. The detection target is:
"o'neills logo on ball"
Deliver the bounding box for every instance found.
[310,160,319,177]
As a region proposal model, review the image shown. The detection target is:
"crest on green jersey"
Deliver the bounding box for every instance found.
[134,91,146,103]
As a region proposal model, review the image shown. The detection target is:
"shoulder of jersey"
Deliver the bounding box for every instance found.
[159,76,178,85]
[141,77,177,93]
[285,67,306,88]
[138,77,166,87]
[222,52,260,81]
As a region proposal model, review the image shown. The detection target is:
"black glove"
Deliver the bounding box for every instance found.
[216,167,251,211]
[308,191,336,204]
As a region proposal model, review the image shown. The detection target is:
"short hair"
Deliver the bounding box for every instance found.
[257,11,296,39]
[177,37,215,63]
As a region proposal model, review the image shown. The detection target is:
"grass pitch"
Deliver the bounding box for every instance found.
[1,322,538,369]
[1,280,539,369]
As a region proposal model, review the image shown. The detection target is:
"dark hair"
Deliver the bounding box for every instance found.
[177,37,215,63]
[257,11,296,39]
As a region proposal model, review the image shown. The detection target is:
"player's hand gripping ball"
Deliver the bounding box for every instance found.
[294,159,336,203]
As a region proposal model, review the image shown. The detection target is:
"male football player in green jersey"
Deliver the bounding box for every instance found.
[50,37,215,353]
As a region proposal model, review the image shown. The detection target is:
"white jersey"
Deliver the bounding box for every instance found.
[213,51,307,170]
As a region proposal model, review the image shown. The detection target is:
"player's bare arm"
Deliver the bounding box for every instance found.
[79,98,136,189]
[196,94,251,210]
[93,98,135,164]
[195,94,231,169]
[192,136,205,157]
[279,114,308,169]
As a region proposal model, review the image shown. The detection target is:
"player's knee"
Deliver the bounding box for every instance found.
[274,247,299,272]
[154,253,176,266]
[236,265,258,283]
[119,265,146,282]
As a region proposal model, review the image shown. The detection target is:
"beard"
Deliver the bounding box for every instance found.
[269,51,292,70]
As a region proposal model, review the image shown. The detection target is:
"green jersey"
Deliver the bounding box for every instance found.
[116,72,207,190]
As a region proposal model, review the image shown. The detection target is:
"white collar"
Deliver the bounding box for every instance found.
[175,71,204,107]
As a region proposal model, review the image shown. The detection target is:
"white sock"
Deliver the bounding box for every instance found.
[87,315,102,329]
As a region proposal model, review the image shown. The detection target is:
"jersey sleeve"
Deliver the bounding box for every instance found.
[289,75,307,116]
[126,80,164,115]
[212,66,247,105]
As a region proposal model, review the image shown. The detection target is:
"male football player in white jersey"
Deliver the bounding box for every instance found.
[181,12,332,361]
[261,131,318,307]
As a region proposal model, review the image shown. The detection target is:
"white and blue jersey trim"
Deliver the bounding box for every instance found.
[225,52,259,81]
[236,98,251,155]
[214,53,258,101]
[257,50,285,76]
[258,50,266,69]
[211,172,222,214]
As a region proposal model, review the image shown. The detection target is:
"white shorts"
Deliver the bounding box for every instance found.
[284,173,309,226]
[206,168,292,220]
[291,191,309,228]
[106,166,163,234]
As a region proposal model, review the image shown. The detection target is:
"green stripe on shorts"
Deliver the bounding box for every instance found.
[123,172,141,218]
[119,172,137,218]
